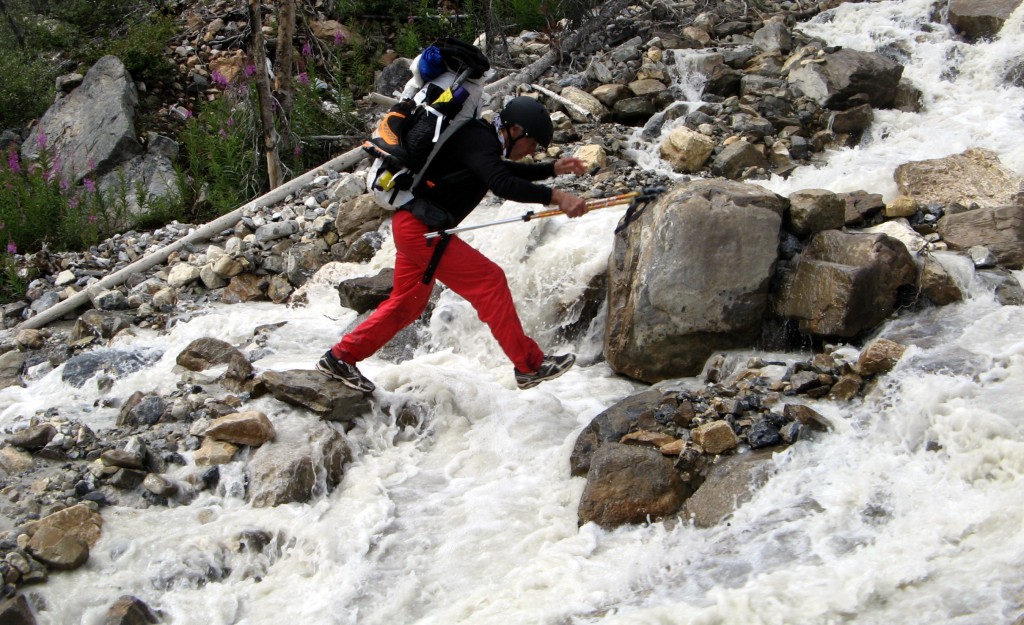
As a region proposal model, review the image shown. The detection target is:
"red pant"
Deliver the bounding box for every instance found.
[331,210,544,373]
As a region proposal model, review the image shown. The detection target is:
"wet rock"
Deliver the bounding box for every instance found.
[26,525,89,570]
[193,438,238,466]
[176,337,254,390]
[774,230,917,337]
[253,370,372,425]
[336,270,394,313]
[577,443,686,528]
[787,47,903,110]
[787,189,845,237]
[855,338,906,376]
[683,449,775,528]
[571,389,664,476]
[204,411,275,447]
[0,594,36,625]
[783,403,834,431]
[62,348,163,389]
[938,205,1024,269]
[948,0,1022,41]
[895,147,1024,209]
[919,254,964,305]
[247,420,350,507]
[102,595,160,625]
[6,424,56,451]
[691,421,738,454]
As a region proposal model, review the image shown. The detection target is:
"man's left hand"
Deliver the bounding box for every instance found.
[554,157,587,176]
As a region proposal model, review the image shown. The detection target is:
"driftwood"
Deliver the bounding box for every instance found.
[527,82,596,121]
[16,149,369,331]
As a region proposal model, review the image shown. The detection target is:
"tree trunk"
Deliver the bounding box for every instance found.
[248,0,284,189]
[274,0,295,118]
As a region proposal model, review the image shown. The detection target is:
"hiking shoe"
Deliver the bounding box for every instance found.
[515,353,576,390]
[316,351,375,393]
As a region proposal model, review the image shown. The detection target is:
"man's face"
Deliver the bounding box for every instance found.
[507,126,539,161]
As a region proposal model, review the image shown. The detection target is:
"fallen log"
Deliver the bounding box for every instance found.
[16,148,369,331]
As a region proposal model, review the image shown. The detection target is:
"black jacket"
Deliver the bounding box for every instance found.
[411,119,555,229]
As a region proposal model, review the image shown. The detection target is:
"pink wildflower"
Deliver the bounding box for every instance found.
[297,72,309,85]
[6,242,16,255]
[219,128,228,139]
[334,31,346,46]
[302,42,312,56]
[88,214,97,224]
[35,133,47,149]
[83,178,95,193]
[226,117,235,127]
[244,64,256,78]
[6,150,20,174]
[293,145,303,156]
[212,71,229,87]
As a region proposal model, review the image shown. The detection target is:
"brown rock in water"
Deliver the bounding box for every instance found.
[577,443,686,529]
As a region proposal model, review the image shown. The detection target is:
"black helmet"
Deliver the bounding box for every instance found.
[499,96,554,147]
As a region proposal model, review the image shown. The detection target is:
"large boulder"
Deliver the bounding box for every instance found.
[894,147,1024,209]
[20,56,141,185]
[605,180,785,382]
[774,230,917,337]
[948,0,1023,41]
[937,204,1024,269]
[787,48,904,109]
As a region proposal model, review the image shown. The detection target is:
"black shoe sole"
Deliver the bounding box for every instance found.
[316,361,375,393]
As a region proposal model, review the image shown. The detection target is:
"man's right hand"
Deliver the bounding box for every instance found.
[551,189,588,218]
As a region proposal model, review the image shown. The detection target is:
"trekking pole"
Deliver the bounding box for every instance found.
[424,189,661,239]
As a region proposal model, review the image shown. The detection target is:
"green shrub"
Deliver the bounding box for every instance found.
[0,50,56,129]
[178,82,262,216]
[85,14,179,88]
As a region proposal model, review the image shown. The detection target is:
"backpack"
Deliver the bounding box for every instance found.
[363,38,491,210]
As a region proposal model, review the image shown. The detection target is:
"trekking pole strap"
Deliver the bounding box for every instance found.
[422,233,452,284]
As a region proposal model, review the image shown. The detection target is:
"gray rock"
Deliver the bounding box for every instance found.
[948,0,1022,41]
[939,205,1024,269]
[787,48,903,110]
[62,348,163,388]
[683,449,775,528]
[254,369,372,425]
[20,56,141,185]
[606,180,784,381]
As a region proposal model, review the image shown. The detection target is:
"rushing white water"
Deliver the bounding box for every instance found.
[4,1,1024,623]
